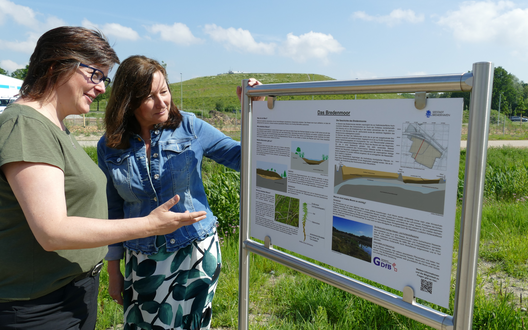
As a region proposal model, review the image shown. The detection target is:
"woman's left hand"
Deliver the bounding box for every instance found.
[237,78,265,103]
[107,260,124,305]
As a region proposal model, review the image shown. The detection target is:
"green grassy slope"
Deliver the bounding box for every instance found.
[169,73,407,111]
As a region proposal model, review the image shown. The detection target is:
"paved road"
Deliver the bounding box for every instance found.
[460,140,528,149]
[77,140,99,147]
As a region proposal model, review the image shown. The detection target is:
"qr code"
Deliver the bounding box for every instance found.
[420,279,433,294]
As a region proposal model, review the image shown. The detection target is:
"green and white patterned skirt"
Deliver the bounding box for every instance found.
[123,231,221,330]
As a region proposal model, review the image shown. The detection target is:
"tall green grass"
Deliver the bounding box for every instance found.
[459,147,528,202]
[477,200,528,278]
[211,232,527,329]
[85,146,528,329]
[203,169,240,240]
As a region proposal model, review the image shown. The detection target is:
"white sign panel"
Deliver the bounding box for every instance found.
[250,99,463,308]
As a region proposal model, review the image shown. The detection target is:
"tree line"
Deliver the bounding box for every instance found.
[0,65,28,80]
[425,66,528,117]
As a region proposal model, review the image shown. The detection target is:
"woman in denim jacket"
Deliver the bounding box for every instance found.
[98,55,261,329]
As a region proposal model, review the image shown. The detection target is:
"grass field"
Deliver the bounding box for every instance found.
[84,145,528,330]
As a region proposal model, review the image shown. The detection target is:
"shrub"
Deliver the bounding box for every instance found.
[203,166,240,240]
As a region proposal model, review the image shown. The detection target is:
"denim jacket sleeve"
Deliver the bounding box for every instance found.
[194,117,241,171]
[97,136,125,260]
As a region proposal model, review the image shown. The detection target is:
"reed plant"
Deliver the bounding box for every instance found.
[459,147,528,202]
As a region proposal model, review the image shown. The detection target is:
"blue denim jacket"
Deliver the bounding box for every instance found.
[97,112,240,260]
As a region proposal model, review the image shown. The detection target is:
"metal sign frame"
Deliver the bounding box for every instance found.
[238,62,494,330]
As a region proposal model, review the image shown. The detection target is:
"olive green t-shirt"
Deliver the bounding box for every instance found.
[0,104,108,302]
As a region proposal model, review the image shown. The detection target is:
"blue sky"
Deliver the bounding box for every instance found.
[333,216,373,238]
[292,141,329,160]
[257,161,287,175]
[2,0,528,84]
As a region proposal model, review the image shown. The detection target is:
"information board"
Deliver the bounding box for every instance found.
[250,98,463,307]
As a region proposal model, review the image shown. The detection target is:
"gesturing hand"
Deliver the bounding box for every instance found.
[147,195,207,235]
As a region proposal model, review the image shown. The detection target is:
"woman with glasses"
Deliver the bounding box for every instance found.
[98,55,263,330]
[0,27,207,330]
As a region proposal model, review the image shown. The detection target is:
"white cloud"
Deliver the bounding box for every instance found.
[148,22,202,46]
[0,0,64,31]
[437,1,528,48]
[104,23,140,41]
[0,0,64,55]
[0,32,39,53]
[41,16,66,31]
[204,24,275,55]
[352,9,424,27]
[349,70,378,80]
[407,71,428,76]
[0,59,26,72]
[279,32,344,64]
[81,18,97,30]
[0,0,38,29]
[82,19,140,41]
[202,26,342,63]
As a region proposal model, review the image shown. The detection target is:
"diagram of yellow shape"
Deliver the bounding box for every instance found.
[408,137,442,169]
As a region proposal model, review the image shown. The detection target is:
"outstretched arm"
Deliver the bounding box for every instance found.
[2,161,206,251]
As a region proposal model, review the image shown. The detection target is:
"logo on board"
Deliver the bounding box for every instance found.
[373,257,397,272]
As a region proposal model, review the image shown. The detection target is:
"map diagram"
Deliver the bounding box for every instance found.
[401,123,449,170]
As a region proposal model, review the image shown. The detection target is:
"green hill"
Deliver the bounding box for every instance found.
[169,73,407,111]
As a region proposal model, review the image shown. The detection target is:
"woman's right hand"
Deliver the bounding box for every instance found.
[146,195,207,236]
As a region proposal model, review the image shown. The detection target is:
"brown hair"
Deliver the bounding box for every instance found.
[104,55,182,149]
[20,26,119,101]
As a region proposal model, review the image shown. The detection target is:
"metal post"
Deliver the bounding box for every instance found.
[503,111,505,134]
[238,79,251,330]
[453,62,494,330]
[498,93,501,124]
[180,73,183,110]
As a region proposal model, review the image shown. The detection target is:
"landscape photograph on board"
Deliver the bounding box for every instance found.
[332,216,373,262]
[334,165,446,214]
[275,194,300,227]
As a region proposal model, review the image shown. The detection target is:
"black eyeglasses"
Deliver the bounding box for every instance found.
[79,63,111,87]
